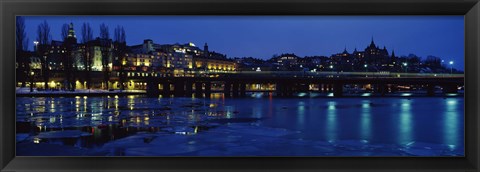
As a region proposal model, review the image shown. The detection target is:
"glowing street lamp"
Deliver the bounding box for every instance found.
[403,62,408,73]
[364,64,368,77]
[449,61,454,74]
[33,41,39,52]
[30,71,35,92]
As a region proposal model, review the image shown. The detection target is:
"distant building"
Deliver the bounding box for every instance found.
[355,38,396,71]
[330,38,398,72]
[270,53,300,70]
[234,57,271,71]
[127,40,235,75]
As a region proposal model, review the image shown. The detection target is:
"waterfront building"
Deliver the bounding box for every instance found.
[354,38,396,71]
[327,38,398,72]
[234,57,272,71]
[18,22,457,93]
[330,47,355,72]
[269,53,300,70]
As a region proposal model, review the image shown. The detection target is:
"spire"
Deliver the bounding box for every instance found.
[391,49,395,58]
[353,47,358,53]
[204,42,209,58]
[67,22,76,38]
[342,45,348,54]
[370,36,376,48]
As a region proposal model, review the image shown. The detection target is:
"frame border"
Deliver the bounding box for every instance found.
[1,0,479,171]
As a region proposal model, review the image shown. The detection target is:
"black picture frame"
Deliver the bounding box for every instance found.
[1,0,479,171]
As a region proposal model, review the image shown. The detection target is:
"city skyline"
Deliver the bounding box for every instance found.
[16,16,465,157]
[23,16,464,70]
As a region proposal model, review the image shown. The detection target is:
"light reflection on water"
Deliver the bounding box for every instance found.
[296,101,305,127]
[360,100,371,140]
[398,99,413,144]
[326,101,337,141]
[16,94,464,156]
[445,99,459,146]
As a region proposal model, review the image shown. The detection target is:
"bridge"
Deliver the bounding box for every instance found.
[143,71,464,98]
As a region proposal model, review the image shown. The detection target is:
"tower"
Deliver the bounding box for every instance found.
[67,22,76,38]
[143,39,154,53]
[65,22,77,44]
[64,22,77,91]
[342,45,349,56]
[369,36,376,48]
[204,43,209,58]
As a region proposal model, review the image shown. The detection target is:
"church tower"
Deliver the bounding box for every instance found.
[204,43,209,58]
[65,22,77,44]
[67,22,76,38]
[369,36,376,48]
[342,46,349,57]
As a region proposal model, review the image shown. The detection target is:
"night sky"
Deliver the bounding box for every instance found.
[23,16,464,70]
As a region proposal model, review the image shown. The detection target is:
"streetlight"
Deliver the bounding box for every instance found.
[33,41,39,52]
[403,62,408,73]
[449,61,454,74]
[30,71,34,92]
[364,64,368,77]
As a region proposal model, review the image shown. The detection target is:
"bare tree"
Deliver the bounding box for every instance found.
[16,16,28,51]
[114,25,120,43]
[23,38,29,51]
[36,20,51,45]
[36,20,52,90]
[61,23,69,41]
[114,25,126,43]
[100,23,110,40]
[120,27,126,43]
[100,23,111,90]
[114,25,127,90]
[16,16,28,87]
[80,22,94,89]
[81,22,93,43]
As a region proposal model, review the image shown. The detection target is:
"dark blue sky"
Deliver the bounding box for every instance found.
[23,16,464,70]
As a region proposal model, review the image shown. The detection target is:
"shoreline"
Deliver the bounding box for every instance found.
[16,92,146,97]
[15,92,463,98]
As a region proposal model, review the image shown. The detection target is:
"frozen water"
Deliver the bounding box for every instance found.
[16,133,29,142]
[36,130,92,139]
[224,124,297,137]
[16,96,464,156]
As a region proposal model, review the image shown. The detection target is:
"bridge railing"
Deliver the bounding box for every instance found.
[188,70,464,78]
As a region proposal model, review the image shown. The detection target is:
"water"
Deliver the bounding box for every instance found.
[15,94,464,156]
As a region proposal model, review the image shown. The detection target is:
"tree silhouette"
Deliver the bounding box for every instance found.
[114,25,127,90]
[81,23,93,43]
[81,22,93,89]
[61,23,69,41]
[100,23,111,90]
[16,16,28,87]
[100,23,110,40]
[36,20,51,45]
[114,25,126,43]
[36,20,51,90]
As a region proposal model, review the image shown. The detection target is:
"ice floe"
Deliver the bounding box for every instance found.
[36,130,92,139]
